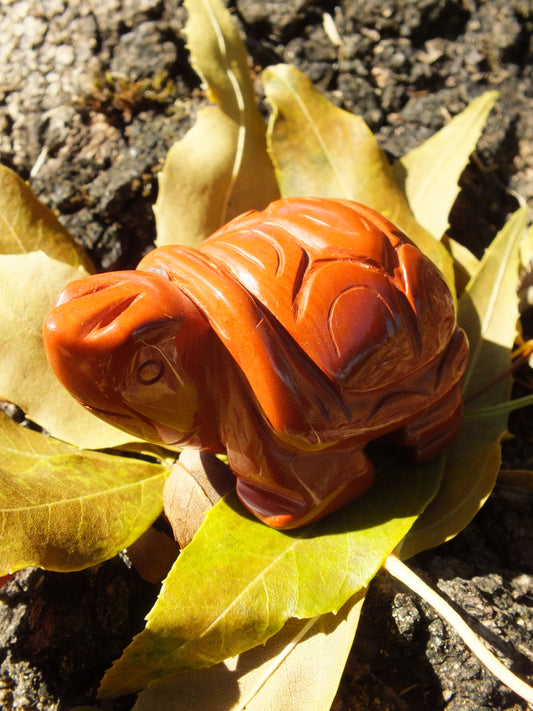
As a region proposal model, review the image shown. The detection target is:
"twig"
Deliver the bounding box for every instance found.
[384,555,533,707]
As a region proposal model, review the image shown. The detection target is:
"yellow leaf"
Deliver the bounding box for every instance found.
[460,206,527,405]
[392,92,499,239]
[0,412,168,574]
[399,443,500,560]
[0,163,94,271]
[444,235,480,296]
[519,221,533,268]
[99,456,439,697]
[154,0,278,247]
[0,252,135,448]
[131,594,364,711]
[400,207,527,559]
[185,0,253,111]
[263,63,454,286]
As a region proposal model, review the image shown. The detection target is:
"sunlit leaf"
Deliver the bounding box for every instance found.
[443,235,480,296]
[392,92,499,239]
[131,594,364,711]
[263,63,454,286]
[0,251,136,448]
[460,206,527,404]
[0,163,94,271]
[399,207,527,559]
[519,221,533,268]
[154,0,278,247]
[99,455,442,698]
[0,411,169,574]
[398,434,501,560]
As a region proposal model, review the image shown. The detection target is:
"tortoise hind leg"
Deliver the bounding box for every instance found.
[388,382,464,462]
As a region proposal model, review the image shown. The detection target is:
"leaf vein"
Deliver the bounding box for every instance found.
[276,73,352,199]
[201,0,246,227]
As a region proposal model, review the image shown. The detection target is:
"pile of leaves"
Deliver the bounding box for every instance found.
[0,0,532,708]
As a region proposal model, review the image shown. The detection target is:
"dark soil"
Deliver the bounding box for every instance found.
[0,1,532,710]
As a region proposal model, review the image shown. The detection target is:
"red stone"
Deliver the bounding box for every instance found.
[43,198,468,529]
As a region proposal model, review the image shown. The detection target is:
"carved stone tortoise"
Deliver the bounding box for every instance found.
[43,197,468,529]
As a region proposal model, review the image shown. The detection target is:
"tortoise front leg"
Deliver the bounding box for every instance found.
[229,440,375,529]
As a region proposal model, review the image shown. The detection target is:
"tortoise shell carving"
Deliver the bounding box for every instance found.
[43,197,469,529]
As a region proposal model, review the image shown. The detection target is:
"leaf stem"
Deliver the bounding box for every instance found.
[200,0,246,227]
[465,393,533,420]
[464,344,532,406]
[384,555,533,706]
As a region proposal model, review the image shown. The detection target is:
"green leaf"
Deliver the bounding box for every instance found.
[263,63,454,287]
[520,221,533,268]
[99,454,442,698]
[0,163,94,271]
[0,411,169,574]
[399,436,501,560]
[154,0,279,247]
[443,236,480,297]
[131,594,364,711]
[399,207,527,559]
[392,92,499,239]
[460,206,527,404]
[0,251,136,449]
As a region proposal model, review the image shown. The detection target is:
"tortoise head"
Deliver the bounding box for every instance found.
[43,269,210,445]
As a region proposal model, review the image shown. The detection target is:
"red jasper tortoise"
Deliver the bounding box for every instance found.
[43,197,468,529]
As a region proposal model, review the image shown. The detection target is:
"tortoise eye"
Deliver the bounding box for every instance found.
[136,359,164,385]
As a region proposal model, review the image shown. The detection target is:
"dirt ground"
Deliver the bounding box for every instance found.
[0,1,532,709]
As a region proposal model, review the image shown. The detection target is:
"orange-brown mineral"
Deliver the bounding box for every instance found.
[43,198,468,529]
